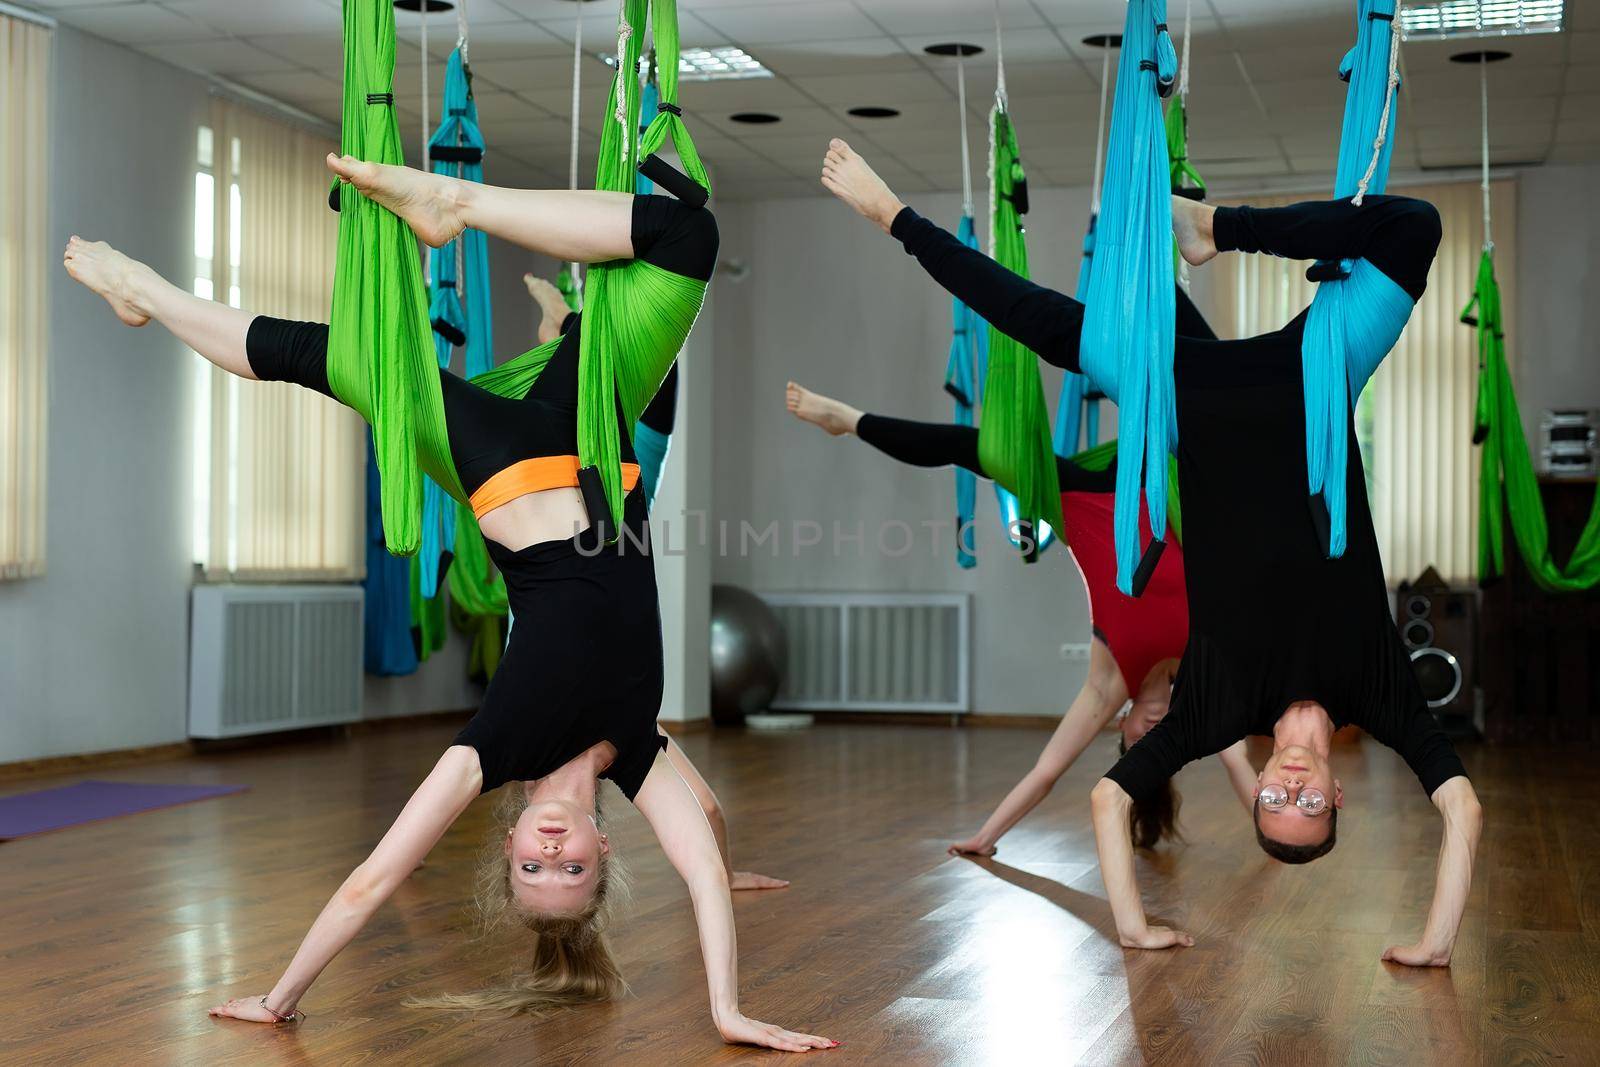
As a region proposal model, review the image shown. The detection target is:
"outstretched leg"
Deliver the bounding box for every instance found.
[327,154,635,263]
[63,236,257,379]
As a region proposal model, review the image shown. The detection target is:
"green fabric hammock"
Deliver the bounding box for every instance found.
[978,104,1063,555]
[1468,248,1600,590]
[330,0,710,555]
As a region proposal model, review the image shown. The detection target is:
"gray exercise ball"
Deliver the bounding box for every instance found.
[709,584,788,726]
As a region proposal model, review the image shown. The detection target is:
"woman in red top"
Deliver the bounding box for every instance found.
[787,383,1256,853]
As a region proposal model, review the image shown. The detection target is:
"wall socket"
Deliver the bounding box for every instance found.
[1059,642,1091,662]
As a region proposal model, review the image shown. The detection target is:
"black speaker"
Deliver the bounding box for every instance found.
[1396,567,1477,736]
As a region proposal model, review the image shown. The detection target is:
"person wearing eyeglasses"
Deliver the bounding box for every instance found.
[820,136,1482,968]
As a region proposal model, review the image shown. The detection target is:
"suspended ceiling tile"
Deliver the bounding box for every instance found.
[162,0,340,38]
[679,77,819,111]
[397,17,566,62]
[895,29,1073,66]
[692,3,884,46]
[789,70,954,107]
[928,58,1096,98]
[57,2,220,45]
[231,69,343,108]
[861,0,1047,37]
[699,105,845,139]
[243,33,346,72]
[1565,64,1600,92]
[751,37,919,78]
[465,91,560,124]
[467,55,610,94]
[140,38,303,76]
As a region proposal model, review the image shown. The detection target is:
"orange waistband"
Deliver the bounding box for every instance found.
[469,456,641,520]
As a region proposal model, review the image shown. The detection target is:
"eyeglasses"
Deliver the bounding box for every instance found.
[1258,783,1328,815]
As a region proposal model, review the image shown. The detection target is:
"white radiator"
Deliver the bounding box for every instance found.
[757,592,970,713]
[189,585,364,738]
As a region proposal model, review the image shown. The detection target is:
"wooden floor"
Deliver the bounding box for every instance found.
[2,721,1597,1066]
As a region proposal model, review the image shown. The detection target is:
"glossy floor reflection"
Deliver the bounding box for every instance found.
[1,721,1594,1065]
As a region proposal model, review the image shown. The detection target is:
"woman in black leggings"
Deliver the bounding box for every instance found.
[64,156,833,1050]
[820,138,1479,967]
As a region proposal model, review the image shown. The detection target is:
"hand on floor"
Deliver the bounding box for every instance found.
[947,837,997,858]
[1381,942,1452,967]
[730,870,790,890]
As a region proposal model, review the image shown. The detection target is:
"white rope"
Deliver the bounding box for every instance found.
[569,10,585,290]
[455,0,468,301]
[1179,0,1192,100]
[420,6,431,174]
[1480,53,1493,250]
[993,0,1007,109]
[1353,7,1403,206]
[569,12,583,192]
[1091,46,1110,215]
[420,3,431,283]
[957,55,973,216]
[613,14,633,164]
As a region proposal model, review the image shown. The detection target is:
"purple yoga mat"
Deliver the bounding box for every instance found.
[0,780,248,840]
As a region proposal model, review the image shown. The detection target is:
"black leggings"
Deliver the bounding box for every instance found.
[855,414,1115,493]
[888,195,1442,376]
[245,195,717,498]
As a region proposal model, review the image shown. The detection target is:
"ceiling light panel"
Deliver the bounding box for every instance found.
[1400,1,1563,40]
[599,46,774,81]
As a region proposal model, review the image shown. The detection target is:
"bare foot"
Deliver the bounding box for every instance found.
[820,138,905,233]
[326,153,465,248]
[525,273,572,345]
[62,237,154,327]
[730,870,790,891]
[786,381,862,436]
[1171,195,1217,267]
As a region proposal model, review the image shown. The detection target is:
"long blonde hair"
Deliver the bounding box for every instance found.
[409,783,630,1015]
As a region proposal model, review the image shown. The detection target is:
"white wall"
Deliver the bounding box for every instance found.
[1514,164,1600,429]
[0,27,205,764]
[0,27,556,760]
[711,186,1105,717]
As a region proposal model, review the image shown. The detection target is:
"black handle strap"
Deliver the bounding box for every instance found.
[429,145,483,164]
[637,153,708,209]
[577,465,615,545]
[1129,538,1166,598]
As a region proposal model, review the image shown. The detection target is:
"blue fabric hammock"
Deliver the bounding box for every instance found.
[417,45,494,598]
[1053,214,1101,458]
[1302,0,1409,558]
[1079,0,1179,594]
[944,213,986,569]
[362,436,419,675]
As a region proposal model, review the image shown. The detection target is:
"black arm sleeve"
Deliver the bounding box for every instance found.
[1102,643,1244,801]
[1359,639,1470,796]
[245,317,335,399]
[1212,194,1442,302]
[891,207,1086,372]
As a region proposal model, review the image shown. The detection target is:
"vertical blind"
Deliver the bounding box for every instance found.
[1196,180,1517,584]
[0,14,50,580]
[197,99,365,582]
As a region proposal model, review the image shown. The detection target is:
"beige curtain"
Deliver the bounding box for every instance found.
[199,98,365,581]
[0,15,50,580]
[1195,180,1516,584]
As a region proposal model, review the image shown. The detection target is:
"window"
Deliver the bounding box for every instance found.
[0,13,51,580]
[1193,179,1517,584]
[192,99,364,581]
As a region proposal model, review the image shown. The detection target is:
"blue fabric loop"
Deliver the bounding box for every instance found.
[1077,0,1178,593]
